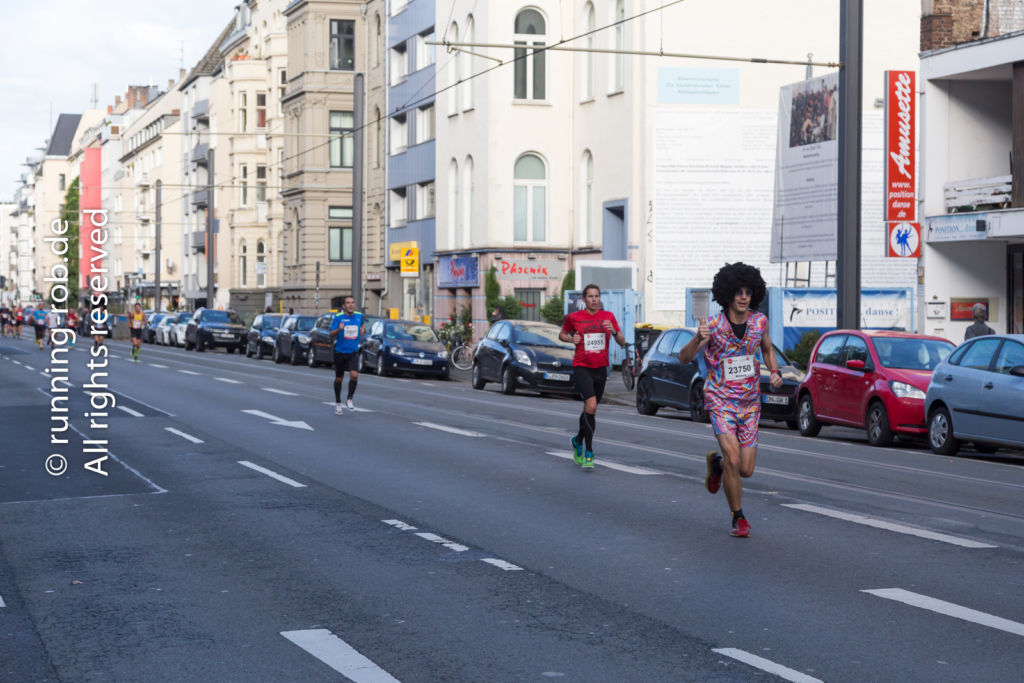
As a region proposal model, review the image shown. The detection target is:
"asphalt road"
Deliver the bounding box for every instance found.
[1,333,1022,682]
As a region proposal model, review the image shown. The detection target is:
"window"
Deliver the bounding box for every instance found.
[240,92,248,131]
[278,70,286,115]
[389,113,407,155]
[240,165,248,206]
[256,165,267,202]
[328,207,353,262]
[513,153,547,242]
[582,3,595,100]
[994,340,1024,374]
[390,187,407,225]
[463,156,474,246]
[612,0,625,92]
[256,92,267,129]
[59,173,66,191]
[814,334,847,366]
[580,150,594,244]
[374,15,382,67]
[329,111,354,168]
[671,330,695,355]
[447,23,459,115]
[415,104,434,144]
[960,338,1000,371]
[416,181,435,219]
[390,43,408,85]
[375,107,383,167]
[842,336,870,365]
[655,330,679,354]
[463,17,475,109]
[416,31,435,70]
[514,9,546,100]
[256,240,266,287]
[448,159,458,246]
[239,240,248,287]
[329,19,355,71]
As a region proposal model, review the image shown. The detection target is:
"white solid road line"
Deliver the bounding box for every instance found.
[0,593,6,607]
[712,648,822,683]
[413,421,484,438]
[214,377,243,384]
[237,460,307,488]
[165,427,204,444]
[415,532,469,552]
[481,558,523,571]
[545,451,662,476]
[262,387,299,396]
[179,369,200,375]
[117,405,144,418]
[281,629,400,682]
[783,504,997,549]
[23,364,34,370]
[863,588,1024,637]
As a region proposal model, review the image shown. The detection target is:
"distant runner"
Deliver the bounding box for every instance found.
[129,303,146,362]
[559,284,626,471]
[678,263,782,538]
[328,295,364,415]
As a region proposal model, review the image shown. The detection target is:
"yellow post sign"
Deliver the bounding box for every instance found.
[400,247,419,278]
[389,240,417,262]
[388,307,400,319]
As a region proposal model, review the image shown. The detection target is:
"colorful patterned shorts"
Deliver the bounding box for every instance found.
[709,402,761,448]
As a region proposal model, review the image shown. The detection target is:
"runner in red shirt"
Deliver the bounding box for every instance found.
[559,284,626,471]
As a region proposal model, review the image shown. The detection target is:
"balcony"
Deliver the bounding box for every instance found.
[191,142,210,166]
[191,189,209,208]
[192,99,209,124]
[135,172,150,189]
[190,231,207,254]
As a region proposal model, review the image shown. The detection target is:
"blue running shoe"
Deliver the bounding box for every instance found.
[571,436,584,465]
[582,451,594,471]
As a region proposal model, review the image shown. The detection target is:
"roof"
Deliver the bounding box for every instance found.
[46,114,83,156]
[179,19,234,90]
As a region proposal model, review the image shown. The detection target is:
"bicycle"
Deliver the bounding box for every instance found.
[621,342,641,390]
[448,336,475,371]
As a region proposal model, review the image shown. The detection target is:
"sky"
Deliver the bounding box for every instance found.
[0,0,239,200]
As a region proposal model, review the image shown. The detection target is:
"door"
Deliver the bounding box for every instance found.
[478,322,505,380]
[981,339,1024,444]
[834,335,871,425]
[514,289,543,322]
[602,201,628,261]
[366,321,384,365]
[808,333,847,421]
[947,337,1002,438]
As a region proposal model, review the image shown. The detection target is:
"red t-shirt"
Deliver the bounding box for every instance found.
[562,309,620,368]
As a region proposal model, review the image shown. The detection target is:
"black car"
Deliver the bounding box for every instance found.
[472,320,576,396]
[273,314,318,365]
[185,308,247,353]
[307,312,383,369]
[143,313,169,344]
[634,327,804,428]
[246,313,282,359]
[362,319,449,379]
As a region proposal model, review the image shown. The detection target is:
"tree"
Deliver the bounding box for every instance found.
[540,269,576,324]
[484,266,521,321]
[60,178,81,308]
[787,330,821,370]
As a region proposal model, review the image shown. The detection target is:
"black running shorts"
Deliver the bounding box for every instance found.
[574,366,607,403]
[334,351,360,376]
[130,328,143,340]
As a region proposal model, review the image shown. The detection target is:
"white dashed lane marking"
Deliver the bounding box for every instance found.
[214,377,243,384]
[238,460,307,488]
[281,629,400,682]
[117,405,144,417]
[783,504,997,548]
[863,588,1024,637]
[480,558,523,571]
[414,421,484,437]
[262,387,299,396]
[545,451,662,476]
[165,427,203,444]
[712,648,822,683]
[179,370,200,375]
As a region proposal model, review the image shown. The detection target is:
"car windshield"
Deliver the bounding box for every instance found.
[385,323,439,342]
[295,316,317,331]
[202,310,243,324]
[514,324,573,348]
[262,315,281,328]
[873,337,954,370]
[177,313,191,322]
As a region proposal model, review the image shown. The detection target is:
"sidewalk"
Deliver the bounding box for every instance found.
[446,365,636,408]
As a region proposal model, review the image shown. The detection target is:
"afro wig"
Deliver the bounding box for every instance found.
[711,262,767,311]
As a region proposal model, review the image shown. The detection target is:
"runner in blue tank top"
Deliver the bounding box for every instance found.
[329,295,364,415]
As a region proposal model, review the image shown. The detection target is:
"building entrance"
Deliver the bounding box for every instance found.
[1010,245,1023,334]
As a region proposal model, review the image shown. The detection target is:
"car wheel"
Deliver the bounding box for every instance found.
[501,365,516,395]
[196,336,205,352]
[246,343,254,358]
[290,345,300,365]
[865,401,893,447]
[928,406,959,455]
[636,376,658,416]
[307,348,317,368]
[437,366,450,381]
[227,346,235,354]
[797,394,821,437]
[273,344,283,364]
[471,362,486,390]
[185,338,194,350]
[257,343,265,360]
[690,382,709,423]
[375,353,390,377]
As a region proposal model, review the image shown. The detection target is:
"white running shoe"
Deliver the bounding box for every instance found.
[346,399,354,410]
[335,403,343,415]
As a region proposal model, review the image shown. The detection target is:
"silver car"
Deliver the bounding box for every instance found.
[924,334,1024,454]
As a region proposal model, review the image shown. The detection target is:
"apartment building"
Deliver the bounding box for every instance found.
[0,202,14,304]
[363,0,389,316]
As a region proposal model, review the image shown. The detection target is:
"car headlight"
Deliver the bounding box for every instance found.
[297,334,310,344]
[391,346,404,355]
[438,349,448,359]
[889,381,925,400]
[514,349,533,366]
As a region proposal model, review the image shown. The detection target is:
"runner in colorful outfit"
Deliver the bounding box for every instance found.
[559,284,626,471]
[678,263,782,537]
[129,304,146,362]
[328,295,364,415]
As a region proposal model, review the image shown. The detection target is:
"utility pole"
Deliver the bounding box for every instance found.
[837,0,863,329]
[206,149,215,307]
[155,180,162,311]
[352,73,364,308]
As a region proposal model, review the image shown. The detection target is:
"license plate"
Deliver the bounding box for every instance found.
[544,372,571,381]
[218,333,234,339]
[763,394,788,405]
[412,358,433,365]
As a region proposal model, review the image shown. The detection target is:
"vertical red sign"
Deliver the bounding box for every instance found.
[79,147,102,290]
[884,70,916,222]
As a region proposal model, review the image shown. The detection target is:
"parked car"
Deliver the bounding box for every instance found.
[170,311,192,347]
[362,319,449,379]
[246,313,282,359]
[306,312,384,368]
[185,308,247,353]
[155,315,177,345]
[796,330,955,446]
[924,334,1024,455]
[472,320,576,395]
[273,314,318,365]
[143,313,169,344]
[634,327,804,427]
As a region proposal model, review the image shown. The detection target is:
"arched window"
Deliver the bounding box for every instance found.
[448,159,459,248]
[374,14,382,67]
[582,3,595,100]
[513,9,546,100]
[612,1,625,92]
[580,150,594,244]
[462,15,475,110]
[447,23,459,115]
[462,155,474,247]
[239,240,248,287]
[256,240,266,288]
[374,107,382,168]
[513,153,546,242]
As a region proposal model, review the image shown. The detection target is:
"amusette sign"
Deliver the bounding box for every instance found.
[884,70,916,223]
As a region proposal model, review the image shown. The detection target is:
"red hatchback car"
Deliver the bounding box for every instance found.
[796,330,955,446]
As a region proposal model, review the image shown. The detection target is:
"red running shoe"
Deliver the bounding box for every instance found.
[731,517,751,538]
[705,451,723,494]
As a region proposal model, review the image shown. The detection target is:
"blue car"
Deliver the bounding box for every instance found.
[924,334,1024,454]
[361,319,449,380]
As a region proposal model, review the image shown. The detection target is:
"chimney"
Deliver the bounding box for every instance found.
[115,95,122,106]
[107,105,113,114]
[168,78,174,90]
